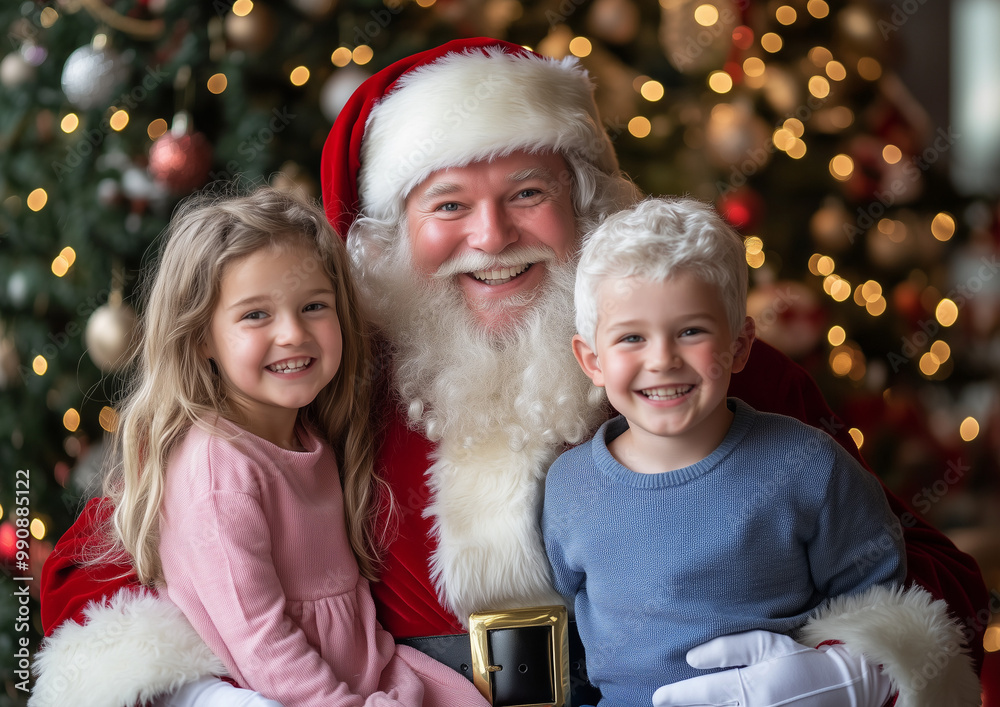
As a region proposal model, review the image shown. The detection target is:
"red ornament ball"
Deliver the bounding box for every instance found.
[148,131,213,194]
[0,522,16,564]
[717,187,764,232]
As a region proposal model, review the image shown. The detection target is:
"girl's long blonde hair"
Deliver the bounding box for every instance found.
[102,185,385,585]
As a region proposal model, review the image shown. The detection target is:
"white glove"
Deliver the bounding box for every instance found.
[154,677,286,707]
[651,630,893,707]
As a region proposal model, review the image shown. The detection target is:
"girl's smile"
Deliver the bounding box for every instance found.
[266,357,316,374]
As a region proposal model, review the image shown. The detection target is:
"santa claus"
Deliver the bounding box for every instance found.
[32,38,984,707]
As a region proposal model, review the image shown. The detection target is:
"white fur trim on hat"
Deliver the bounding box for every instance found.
[30,588,225,707]
[797,584,981,707]
[359,46,618,220]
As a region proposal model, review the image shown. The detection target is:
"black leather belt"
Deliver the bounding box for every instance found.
[397,617,601,707]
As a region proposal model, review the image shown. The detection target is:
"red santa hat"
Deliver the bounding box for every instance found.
[320,37,619,238]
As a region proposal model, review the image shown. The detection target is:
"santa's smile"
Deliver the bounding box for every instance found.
[640,385,694,400]
[469,262,533,285]
[266,357,314,374]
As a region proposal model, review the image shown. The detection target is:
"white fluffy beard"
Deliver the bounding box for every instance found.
[355,232,607,620]
[363,239,605,452]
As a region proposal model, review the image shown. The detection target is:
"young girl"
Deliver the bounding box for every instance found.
[102,186,489,707]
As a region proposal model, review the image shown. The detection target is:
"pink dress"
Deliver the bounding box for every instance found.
[159,418,488,707]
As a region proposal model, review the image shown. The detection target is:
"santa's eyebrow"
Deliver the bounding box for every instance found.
[418,182,463,201]
[507,167,559,185]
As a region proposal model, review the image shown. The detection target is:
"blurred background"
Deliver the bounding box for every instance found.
[1,0,998,703]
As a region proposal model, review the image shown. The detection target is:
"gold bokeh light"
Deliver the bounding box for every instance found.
[640,80,665,101]
[829,154,854,181]
[708,71,733,93]
[695,4,720,26]
[775,5,797,25]
[960,417,979,442]
[930,212,956,241]
[628,116,651,138]
[936,298,958,327]
[569,36,592,57]
[761,33,783,53]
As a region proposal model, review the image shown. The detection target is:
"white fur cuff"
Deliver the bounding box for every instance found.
[30,589,225,707]
[797,584,981,707]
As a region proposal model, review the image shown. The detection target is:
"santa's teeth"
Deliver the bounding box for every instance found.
[471,263,530,284]
[268,358,312,373]
[642,386,693,400]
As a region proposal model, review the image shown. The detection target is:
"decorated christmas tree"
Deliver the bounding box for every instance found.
[2,0,997,702]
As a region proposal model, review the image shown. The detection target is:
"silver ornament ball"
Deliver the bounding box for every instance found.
[61,45,129,110]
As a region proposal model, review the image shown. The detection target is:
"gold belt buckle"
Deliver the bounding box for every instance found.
[468,605,569,707]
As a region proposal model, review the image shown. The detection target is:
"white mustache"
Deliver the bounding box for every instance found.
[433,246,559,279]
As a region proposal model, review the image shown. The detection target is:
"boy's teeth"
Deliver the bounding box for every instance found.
[642,385,692,400]
[471,263,530,284]
[268,358,311,373]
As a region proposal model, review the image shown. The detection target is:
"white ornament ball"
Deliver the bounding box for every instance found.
[6,271,29,307]
[85,303,138,372]
[1,52,34,88]
[61,45,129,110]
[320,67,369,122]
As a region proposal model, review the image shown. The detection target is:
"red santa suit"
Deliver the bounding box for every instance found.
[32,38,986,707]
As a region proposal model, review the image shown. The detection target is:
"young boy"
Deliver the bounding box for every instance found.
[542,197,905,707]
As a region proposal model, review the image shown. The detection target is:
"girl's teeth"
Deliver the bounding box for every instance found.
[471,263,530,284]
[268,358,311,373]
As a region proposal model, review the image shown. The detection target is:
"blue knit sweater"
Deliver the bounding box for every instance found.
[542,398,905,707]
